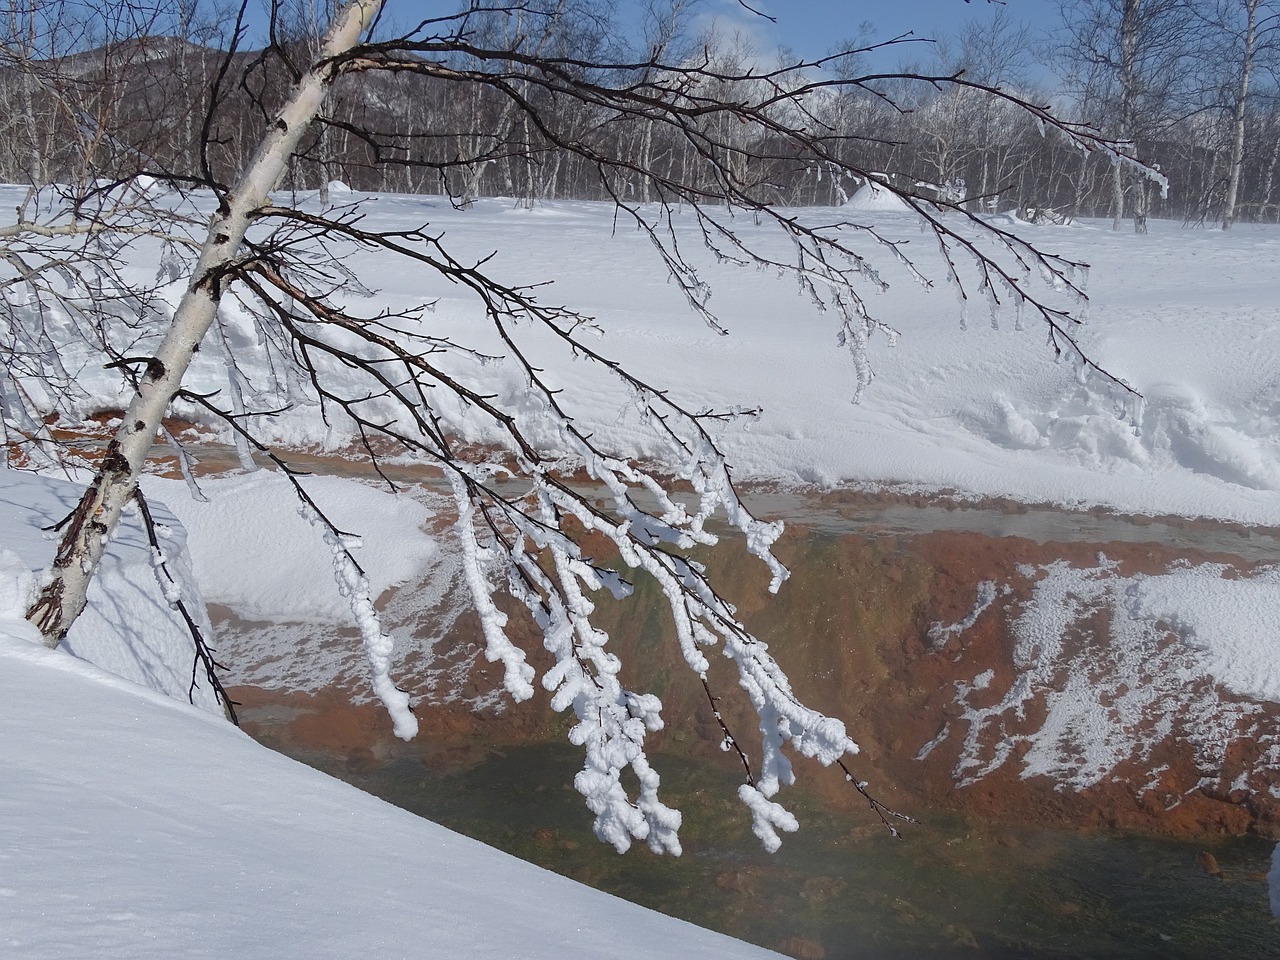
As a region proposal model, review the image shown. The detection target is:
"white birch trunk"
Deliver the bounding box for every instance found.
[1223,0,1260,230]
[27,0,384,647]
[1113,0,1141,232]
[1261,130,1280,219]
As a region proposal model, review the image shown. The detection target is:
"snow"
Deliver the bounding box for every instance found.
[842,180,912,212]
[1126,564,1280,704]
[138,472,437,623]
[0,467,223,713]
[943,557,1280,796]
[15,190,1275,526]
[0,467,782,960]
[927,579,999,646]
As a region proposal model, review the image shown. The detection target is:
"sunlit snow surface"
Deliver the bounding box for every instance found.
[11,188,1278,526]
[140,472,437,623]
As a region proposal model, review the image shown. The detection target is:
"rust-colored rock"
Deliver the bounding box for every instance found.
[776,935,826,959]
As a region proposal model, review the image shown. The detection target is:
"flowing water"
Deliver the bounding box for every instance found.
[226,479,1280,959]
[248,733,1276,960]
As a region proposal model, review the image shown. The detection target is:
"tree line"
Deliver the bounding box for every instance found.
[1,1,1277,227]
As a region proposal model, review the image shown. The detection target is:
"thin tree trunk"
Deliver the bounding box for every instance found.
[10,0,44,185]
[1223,0,1260,230]
[26,0,385,647]
[1131,167,1149,233]
[1111,158,1126,229]
[1261,129,1280,220]
[1115,0,1140,232]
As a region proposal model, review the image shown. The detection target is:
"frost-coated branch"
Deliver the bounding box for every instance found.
[132,487,238,724]
[300,496,418,740]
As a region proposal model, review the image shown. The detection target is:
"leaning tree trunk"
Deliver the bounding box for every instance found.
[1111,156,1126,230]
[26,0,385,648]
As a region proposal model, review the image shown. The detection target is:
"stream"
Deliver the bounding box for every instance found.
[235,721,1279,960]
[222,477,1280,959]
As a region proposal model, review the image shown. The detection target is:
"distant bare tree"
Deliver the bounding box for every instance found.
[1055,0,1192,232]
[1185,0,1280,228]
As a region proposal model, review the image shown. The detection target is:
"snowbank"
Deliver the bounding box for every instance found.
[10,189,1273,525]
[0,632,781,960]
[140,472,438,623]
[0,466,222,712]
[842,180,911,212]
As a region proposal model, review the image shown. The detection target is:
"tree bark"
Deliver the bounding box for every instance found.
[1115,0,1141,232]
[26,0,384,647]
[1223,0,1261,230]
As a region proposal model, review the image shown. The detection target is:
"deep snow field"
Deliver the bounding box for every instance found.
[3,188,1280,953]
[238,196,1271,524]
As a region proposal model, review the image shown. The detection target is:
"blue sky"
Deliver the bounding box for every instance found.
[704,0,1060,60]
[236,1,1062,78]
[240,1,1062,57]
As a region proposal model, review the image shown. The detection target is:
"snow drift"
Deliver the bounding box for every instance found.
[842,180,912,212]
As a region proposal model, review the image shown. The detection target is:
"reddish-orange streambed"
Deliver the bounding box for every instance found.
[226,490,1280,959]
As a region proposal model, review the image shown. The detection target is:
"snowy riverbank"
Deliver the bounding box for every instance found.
[10,188,1278,526]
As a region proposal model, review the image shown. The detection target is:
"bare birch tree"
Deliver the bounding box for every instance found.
[1187,0,1280,228]
[1056,0,1192,232]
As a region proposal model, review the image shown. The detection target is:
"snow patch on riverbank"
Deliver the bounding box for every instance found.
[141,472,504,710]
[945,558,1280,798]
[140,472,438,623]
[1127,565,1280,704]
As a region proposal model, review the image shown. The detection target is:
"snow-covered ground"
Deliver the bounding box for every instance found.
[390,200,1277,524]
[27,189,1277,525]
[0,468,782,959]
[17,188,1278,524]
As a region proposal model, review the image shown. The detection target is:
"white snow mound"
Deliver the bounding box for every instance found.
[141,472,437,623]
[843,181,911,212]
[0,466,223,712]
